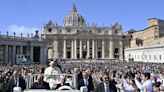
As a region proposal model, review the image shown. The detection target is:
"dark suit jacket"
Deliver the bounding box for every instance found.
[78,72,83,81]
[55,83,70,89]
[78,78,94,92]
[94,81,117,92]
[0,82,7,92]
[31,81,50,89]
[7,77,26,92]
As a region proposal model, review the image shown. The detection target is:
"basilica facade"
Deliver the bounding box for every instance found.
[42,4,124,60]
[0,4,127,65]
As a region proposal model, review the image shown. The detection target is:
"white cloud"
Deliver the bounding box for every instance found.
[7,25,39,37]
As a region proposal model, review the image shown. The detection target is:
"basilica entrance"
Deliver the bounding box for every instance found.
[97,51,102,58]
[67,51,71,58]
[82,51,87,58]
[77,53,79,59]
[33,47,40,63]
[114,48,119,59]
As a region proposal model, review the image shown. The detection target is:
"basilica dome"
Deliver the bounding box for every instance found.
[62,3,86,27]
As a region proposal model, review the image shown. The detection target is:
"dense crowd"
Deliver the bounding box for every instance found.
[0,60,163,92]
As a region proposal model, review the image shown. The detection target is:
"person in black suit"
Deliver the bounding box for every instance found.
[78,71,94,92]
[94,72,117,92]
[31,74,50,89]
[55,75,70,90]
[7,69,26,92]
[0,75,7,92]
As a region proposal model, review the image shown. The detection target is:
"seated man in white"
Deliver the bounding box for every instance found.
[44,61,62,81]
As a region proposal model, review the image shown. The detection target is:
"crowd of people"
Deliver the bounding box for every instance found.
[0,59,163,92]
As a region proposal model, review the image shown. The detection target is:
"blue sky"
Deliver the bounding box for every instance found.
[0,0,164,36]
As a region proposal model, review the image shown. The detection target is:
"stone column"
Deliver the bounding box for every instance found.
[0,46,2,61]
[53,40,58,59]
[71,40,74,59]
[95,41,97,58]
[30,46,33,63]
[44,47,48,64]
[63,40,66,59]
[102,40,105,59]
[87,40,90,59]
[79,40,82,59]
[27,46,30,57]
[119,40,123,60]
[20,46,23,55]
[108,41,110,59]
[5,45,8,64]
[110,40,114,59]
[0,45,1,63]
[92,40,95,59]
[12,45,16,64]
[74,40,77,59]
[2,45,5,64]
[40,47,44,64]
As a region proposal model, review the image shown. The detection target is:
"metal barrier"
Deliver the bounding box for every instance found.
[27,73,77,90]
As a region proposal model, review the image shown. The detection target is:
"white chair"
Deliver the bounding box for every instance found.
[80,86,88,92]
[66,78,73,86]
[13,87,22,92]
[48,78,59,89]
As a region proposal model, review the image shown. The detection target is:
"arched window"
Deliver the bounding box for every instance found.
[115,30,118,34]
[48,28,52,32]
